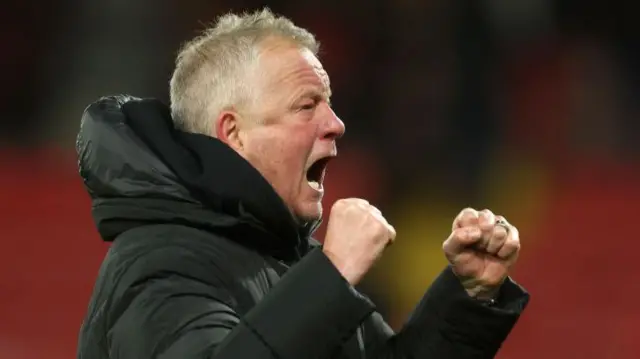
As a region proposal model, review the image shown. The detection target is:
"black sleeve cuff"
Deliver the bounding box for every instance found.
[427,267,530,351]
[242,248,376,359]
[495,276,529,312]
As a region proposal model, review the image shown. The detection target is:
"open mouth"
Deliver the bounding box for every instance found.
[306,157,332,191]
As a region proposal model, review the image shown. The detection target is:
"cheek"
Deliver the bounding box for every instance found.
[273,146,306,185]
[248,139,305,192]
[242,125,315,197]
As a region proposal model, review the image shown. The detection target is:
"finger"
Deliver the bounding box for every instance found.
[352,198,370,208]
[368,204,385,223]
[368,206,395,242]
[497,226,520,259]
[453,208,479,231]
[478,209,496,232]
[495,215,510,226]
[486,223,509,254]
[443,226,482,254]
[357,199,381,216]
[387,224,397,243]
[369,205,382,216]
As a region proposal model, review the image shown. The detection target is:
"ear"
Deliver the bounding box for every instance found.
[215,111,244,151]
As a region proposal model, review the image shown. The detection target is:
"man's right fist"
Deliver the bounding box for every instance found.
[322,198,396,285]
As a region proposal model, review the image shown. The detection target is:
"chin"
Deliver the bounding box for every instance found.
[294,202,323,224]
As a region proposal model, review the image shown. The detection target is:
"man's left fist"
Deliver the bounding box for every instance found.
[442,208,520,300]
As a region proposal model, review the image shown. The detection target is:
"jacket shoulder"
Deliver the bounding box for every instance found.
[111,224,255,282]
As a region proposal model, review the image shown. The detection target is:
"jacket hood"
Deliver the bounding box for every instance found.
[76,95,318,262]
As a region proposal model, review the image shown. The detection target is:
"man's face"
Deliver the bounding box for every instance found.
[231,40,345,223]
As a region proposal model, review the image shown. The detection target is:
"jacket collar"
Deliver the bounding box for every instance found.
[77,95,318,262]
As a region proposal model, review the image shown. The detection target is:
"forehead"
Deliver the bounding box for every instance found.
[258,41,330,92]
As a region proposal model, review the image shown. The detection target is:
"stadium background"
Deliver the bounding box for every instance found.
[1,0,639,358]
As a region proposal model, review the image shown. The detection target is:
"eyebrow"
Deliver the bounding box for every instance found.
[298,87,332,103]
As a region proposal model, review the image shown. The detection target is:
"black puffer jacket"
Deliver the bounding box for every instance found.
[76,95,529,359]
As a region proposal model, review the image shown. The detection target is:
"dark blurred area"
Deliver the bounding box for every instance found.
[1,0,638,358]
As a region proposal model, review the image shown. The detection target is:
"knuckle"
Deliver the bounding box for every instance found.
[332,199,348,210]
[452,228,467,240]
[480,209,495,220]
[460,207,478,216]
[336,198,365,207]
[352,198,369,205]
[374,218,387,231]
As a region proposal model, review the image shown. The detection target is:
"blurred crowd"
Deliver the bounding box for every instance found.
[1,1,638,358]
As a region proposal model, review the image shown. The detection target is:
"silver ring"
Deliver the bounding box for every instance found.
[495,218,510,233]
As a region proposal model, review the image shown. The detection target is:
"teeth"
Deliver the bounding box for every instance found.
[308,181,321,190]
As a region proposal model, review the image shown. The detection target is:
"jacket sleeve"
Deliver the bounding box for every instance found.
[109,248,376,359]
[361,266,530,359]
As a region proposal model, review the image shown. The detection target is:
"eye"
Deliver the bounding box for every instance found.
[299,100,317,111]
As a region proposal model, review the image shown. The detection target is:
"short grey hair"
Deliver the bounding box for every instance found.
[169,8,319,135]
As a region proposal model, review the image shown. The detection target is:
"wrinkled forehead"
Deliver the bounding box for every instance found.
[257,40,331,93]
[299,49,331,89]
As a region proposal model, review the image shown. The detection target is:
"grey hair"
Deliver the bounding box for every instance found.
[169,8,319,135]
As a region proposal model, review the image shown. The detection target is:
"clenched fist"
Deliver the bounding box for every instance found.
[443,208,520,300]
[323,199,396,285]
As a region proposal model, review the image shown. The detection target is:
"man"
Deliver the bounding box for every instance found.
[76,8,528,359]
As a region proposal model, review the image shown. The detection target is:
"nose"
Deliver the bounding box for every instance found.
[320,104,345,140]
